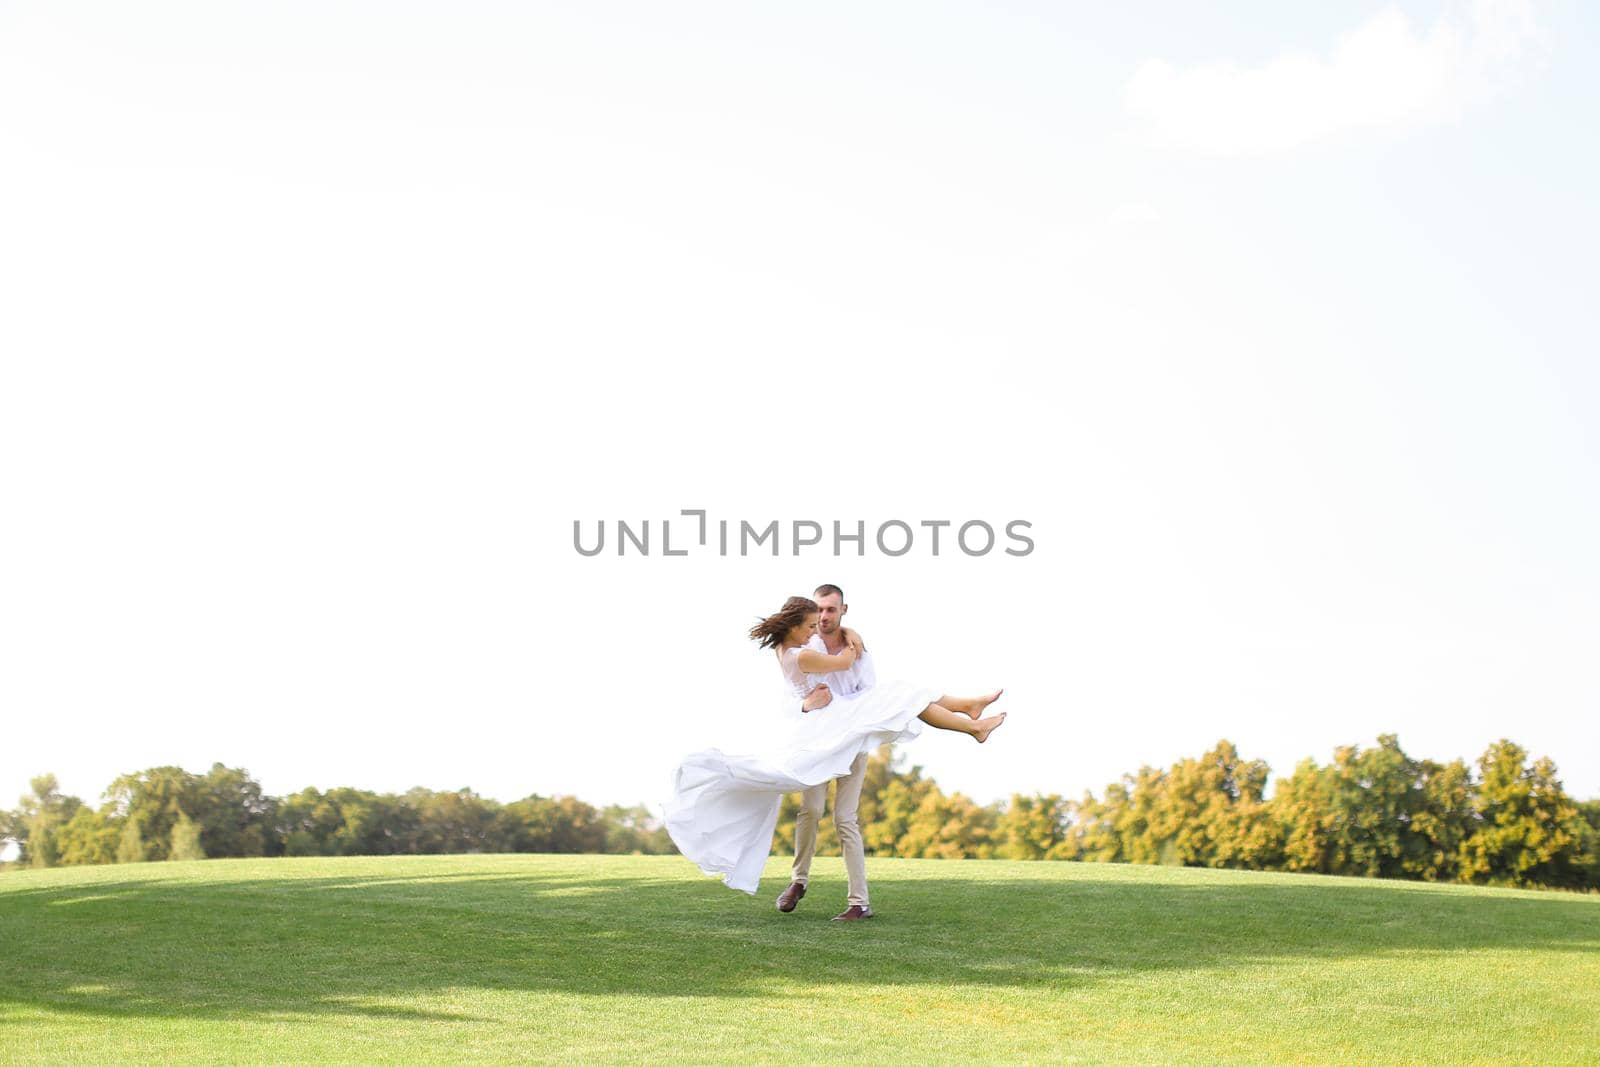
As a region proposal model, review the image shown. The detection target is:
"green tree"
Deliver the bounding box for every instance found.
[1327,734,1426,878]
[1268,736,1474,880]
[276,786,410,856]
[169,810,207,861]
[105,766,201,863]
[193,763,277,858]
[55,806,120,866]
[894,789,997,859]
[498,794,608,853]
[599,804,673,854]
[14,774,83,869]
[1145,741,1277,869]
[408,787,500,853]
[1058,742,1280,870]
[1405,757,1473,881]
[1064,780,1131,863]
[865,775,944,856]
[995,793,1073,860]
[117,815,147,863]
[275,786,343,856]
[0,806,21,861]
[1270,757,1340,874]
[1575,799,1600,887]
[1458,741,1583,888]
[1103,765,1163,864]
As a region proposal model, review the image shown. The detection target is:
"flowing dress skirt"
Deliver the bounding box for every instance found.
[662,679,941,894]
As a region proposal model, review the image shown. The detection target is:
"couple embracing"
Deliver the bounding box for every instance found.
[663,584,1007,920]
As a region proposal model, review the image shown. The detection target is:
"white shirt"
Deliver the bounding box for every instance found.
[777,632,877,720]
[809,632,876,696]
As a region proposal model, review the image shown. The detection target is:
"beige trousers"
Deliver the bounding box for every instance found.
[791,750,869,907]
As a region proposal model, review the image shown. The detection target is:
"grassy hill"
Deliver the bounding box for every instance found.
[2,854,1597,1064]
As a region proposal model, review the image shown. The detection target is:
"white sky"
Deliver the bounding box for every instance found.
[3,2,1596,841]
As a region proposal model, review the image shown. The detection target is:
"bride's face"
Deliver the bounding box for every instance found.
[785,614,819,646]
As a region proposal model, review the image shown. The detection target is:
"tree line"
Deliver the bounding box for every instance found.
[777,734,1600,891]
[1,765,671,867]
[5,735,1598,891]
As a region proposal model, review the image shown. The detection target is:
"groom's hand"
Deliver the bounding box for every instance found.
[802,685,832,712]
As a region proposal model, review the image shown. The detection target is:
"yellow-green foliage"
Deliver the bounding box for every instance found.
[769,737,1596,891]
[6,739,1596,891]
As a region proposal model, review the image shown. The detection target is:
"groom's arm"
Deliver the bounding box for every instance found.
[842,629,875,691]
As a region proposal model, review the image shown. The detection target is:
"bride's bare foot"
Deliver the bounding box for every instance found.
[967,688,1004,719]
[973,712,1007,743]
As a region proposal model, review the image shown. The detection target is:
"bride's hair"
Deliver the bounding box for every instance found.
[749,596,818,650]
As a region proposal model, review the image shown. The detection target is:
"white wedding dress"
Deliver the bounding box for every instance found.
[662,643,941,894]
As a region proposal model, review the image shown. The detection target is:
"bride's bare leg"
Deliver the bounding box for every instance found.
[936,689,1004,719]
[919,703,1008,743]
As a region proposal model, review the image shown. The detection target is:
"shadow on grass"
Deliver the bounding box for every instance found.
[2,856,1597,1025]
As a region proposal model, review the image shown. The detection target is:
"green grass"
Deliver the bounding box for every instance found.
[2,854,1597,1065]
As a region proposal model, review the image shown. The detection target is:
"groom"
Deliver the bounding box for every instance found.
[776,583,878,922]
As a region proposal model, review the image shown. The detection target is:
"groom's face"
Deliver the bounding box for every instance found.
[815,592,846,635]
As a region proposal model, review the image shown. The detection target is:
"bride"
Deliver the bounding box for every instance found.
[663,595,1008,895]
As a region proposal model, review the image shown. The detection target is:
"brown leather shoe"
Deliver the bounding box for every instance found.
[830,904,874,921]
[776,881,806,913]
